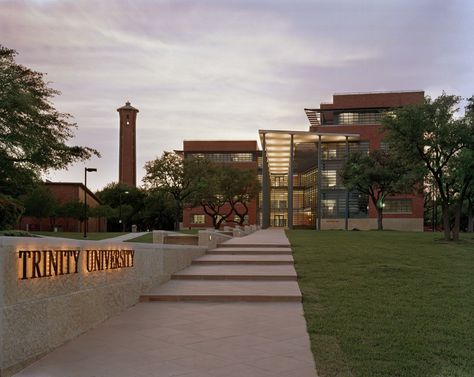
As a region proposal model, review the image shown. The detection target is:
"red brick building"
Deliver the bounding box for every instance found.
[259,90,425,230]
[182,140,260,229]
[19,182,107,232]
[181,91,425,231]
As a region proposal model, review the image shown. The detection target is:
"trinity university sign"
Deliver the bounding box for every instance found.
[18,249,135,280]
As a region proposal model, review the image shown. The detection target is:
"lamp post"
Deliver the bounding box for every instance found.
[83,167,97,238]
[119,190,129,232]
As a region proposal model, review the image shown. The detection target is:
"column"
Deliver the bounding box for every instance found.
[345,136,349,230]
[262,133,270,229]
[317,135,322,231]
[288,134,294,229]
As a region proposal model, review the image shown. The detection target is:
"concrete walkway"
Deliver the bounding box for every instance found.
[103,231,148,242]
[14,229,317,377]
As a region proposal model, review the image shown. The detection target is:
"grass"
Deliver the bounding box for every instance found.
[31,231,127,240]
[0,230,38,237]
[180,229,199,235]
[125,232,153,243]
[287,230,474,377]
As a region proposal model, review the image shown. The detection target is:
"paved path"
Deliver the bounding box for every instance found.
[102,231,148,242]
[15,229,317,377]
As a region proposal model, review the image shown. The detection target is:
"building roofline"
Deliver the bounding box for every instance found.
[44,182,103,205]
[304,106,395,112]
[331,89,424,96]
[258,129,359,137]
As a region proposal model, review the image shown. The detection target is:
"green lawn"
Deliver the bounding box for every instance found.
[287,230,474,377]
[32,231,127,240]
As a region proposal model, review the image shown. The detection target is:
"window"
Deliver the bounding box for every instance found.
[321,170,337,188]
[191,214,205,224]
[187,153,253,163]
[234,215,249,224]
[335,112,383,125]
[383,199,412,214]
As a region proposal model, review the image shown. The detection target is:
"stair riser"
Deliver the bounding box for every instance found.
[192,261,293,265]
[140,295,301,302]
[207,251,292,255]
[171,275,297,281]
[217,244,290,248]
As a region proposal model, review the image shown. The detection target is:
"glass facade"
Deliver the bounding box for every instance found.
[265,140,370,228]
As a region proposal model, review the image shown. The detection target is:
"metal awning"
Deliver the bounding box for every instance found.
[259,130,360,174]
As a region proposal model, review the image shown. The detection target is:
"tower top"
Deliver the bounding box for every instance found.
[117,101,139,112]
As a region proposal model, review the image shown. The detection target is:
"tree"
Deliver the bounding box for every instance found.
[89,204,114,232]
[95,182,145,231]
[0,45,99,198]
[188,164,260,229]
[341,150,419,230]
[383,94,474,241]
[191,165,234,229]
[21,186,58,231]
[0,195,24,230]
[139,189,177,231]
[58,201,85,232]
[143,152,208,230]
[226,168,260,225]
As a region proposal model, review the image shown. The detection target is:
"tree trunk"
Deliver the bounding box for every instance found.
[442,202,451,241]
[174,201,181,231]
[453,203,461,242]
[468,200,474,233]
[377,208,383,230]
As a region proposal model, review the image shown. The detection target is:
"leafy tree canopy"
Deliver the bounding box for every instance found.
[382,93,474,240]
[0,45,99,197]
[341,150,419,230]
[143,152,209,230]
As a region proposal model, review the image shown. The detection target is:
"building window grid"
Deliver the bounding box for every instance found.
[321,142,369,160]
[187,152,254,163]
[383,199,412,214]
[335,112,383,125]
[191,214,205,224]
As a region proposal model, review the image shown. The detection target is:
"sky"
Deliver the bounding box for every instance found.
[1,0,473,191]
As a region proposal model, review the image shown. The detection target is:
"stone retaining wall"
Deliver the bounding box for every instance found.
[0,236,206,377]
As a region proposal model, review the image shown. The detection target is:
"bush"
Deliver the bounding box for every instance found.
[0,195,24,230]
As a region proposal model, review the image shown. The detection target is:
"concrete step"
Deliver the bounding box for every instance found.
[140,280,301,302]
[171,265,297,281]
[193,254,294,265]
[218,243,290,248]
[208,247,292,255]
[193,254,293,264]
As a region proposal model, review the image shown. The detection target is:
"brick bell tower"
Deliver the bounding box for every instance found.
[117,101,139,187]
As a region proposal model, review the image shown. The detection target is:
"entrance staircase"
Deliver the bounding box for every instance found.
[140,237,302,302]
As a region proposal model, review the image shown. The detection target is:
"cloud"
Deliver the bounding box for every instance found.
[1,0,472,190]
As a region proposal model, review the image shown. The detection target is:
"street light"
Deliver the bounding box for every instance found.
[83,167,97,238]
[119,190,129,232]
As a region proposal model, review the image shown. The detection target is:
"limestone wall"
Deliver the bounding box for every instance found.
[0,236,206,376]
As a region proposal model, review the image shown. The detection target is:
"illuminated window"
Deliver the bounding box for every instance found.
[321,170,337,188]
[191,214,205,224]
[336,112,383,125]
[187,153,254,163]
[383,199,412,214]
